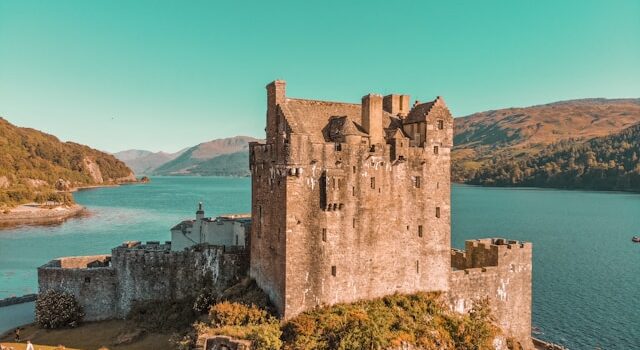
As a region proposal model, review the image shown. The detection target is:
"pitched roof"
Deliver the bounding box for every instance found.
[281,98,399,143]
[404,97,448,124]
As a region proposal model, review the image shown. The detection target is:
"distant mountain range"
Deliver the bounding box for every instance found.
[0,117,136,208]
[115,136,262,176]
[115,98,640,192]
[453,98,640,191]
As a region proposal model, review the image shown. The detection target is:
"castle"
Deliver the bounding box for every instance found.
[249,81,532,346]
[39,80,533,349]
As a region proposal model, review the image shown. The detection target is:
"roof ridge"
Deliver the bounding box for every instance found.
[286,97,361,106]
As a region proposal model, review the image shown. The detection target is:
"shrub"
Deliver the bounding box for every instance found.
[193,287,217,314]
[35,289,84,329]
[209,302,272,327]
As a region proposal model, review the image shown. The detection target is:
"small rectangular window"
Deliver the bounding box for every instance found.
[352,218,356,228]
[322,228,327,242]
[331,265,337,277]
[418,225,423,238]
[437,120,444,130]
[335,143,342,151]
[352,186,355,196]
[436,207,441,218]
[353,166,356,173]
[414,176,421,188]
[416,260,420,273]
[433,146,439,155]
[371,177,376,189]
[84,277,91,283]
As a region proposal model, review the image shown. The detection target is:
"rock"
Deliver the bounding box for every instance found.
[0,175,9,189]
[55,178,71,191]
[112,327,146,346]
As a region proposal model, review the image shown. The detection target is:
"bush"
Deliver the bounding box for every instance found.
[209,302,271,327]
[193,287,217,314]
[35,290,84,329]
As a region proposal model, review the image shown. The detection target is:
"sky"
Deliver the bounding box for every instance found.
[0,0,639,153]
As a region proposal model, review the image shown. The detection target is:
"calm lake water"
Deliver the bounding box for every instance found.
[1,176,639,348]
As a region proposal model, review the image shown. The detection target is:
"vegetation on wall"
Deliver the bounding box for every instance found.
[0,117,134,208]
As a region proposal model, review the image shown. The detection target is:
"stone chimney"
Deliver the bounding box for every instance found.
[266,80,286,143]
[362,94,384,144]
[383,94,410,116]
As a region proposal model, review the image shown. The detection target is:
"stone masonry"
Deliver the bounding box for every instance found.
[38,241,247,320]
[249,81,533,347]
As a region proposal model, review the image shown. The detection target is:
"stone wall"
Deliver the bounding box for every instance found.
[38,243,248,321]
[449,238,533,348]
[38,255,118,320]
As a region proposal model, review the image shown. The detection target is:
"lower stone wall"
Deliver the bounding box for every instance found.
[448,239,533,349]
[38,244,249,321]
[38,257,118,320]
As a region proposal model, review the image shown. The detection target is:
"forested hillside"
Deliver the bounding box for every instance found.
[452,98,640,191]
[0,117,135,207]
[463,123,640,191]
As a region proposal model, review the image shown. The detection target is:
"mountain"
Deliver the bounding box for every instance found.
[0,117,136,207]
[114,149,185,175]
[452,98,640,189]
[116,136,263,177]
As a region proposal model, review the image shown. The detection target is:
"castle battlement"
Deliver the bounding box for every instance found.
[452,238,532,270]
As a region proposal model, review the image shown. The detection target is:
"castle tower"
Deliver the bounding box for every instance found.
[250,80,454,319]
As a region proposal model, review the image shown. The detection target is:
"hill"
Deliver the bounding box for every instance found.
[150,136,261,176]
[452,98,640,185]
[0,117,136,208]
[465,122,640,191]
[114,149,185,175]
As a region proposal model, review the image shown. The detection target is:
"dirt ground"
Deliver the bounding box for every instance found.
[0,321,172,350]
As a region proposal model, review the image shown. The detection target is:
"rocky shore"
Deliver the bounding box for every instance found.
[0,204,86,227]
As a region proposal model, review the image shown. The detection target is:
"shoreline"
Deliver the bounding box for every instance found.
[0,204,86,227]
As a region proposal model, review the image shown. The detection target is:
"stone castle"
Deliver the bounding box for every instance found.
[249,81,532,346]
[39,80,533,348]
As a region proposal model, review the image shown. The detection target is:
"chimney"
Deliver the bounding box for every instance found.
[383,94,411,116]
[362,94,384,144]
[266,80,286,142]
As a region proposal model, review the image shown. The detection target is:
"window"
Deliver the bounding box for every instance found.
[353,218,356,228]
[437,120,444,130]
[84,277,91,283]
[416,261,420,273]
[335,143,342,151]
[322,228,327,242]
[433,146,439,155]
[414,176,421,188]
[331,265,337,277]
[352,186,355,196]
[418,225,423,238]
[370,177,376,189]
[236,235,239,245]
[436,207,441,218]
[353,166,356,174]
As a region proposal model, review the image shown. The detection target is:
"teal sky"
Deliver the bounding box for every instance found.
[1,0,639,153]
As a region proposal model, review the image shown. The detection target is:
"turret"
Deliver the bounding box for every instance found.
[196,202,205,221]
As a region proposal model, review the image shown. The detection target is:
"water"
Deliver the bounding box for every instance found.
[0,177,639,348]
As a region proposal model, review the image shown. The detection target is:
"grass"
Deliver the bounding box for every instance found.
[0,321,171,350]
